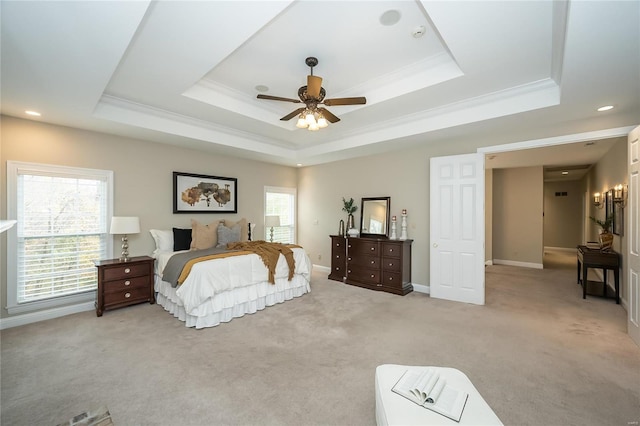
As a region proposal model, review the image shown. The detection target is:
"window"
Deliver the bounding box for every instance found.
[7,162,113,314]
[264,186,296,243]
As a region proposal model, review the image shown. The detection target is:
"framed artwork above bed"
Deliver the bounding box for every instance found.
[173,171,237,213]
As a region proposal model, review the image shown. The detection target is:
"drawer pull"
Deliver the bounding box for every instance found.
[348,270,351,273]
[124,292,131,298]
[124,280,131,286]
[336,255,340,258]
[370,247,375,251]
[371,274,375,278]
[388,277,394,281]
[348,257,352,261]
[389,263,393,266]
[377,284,383,287]
[124,268,131,274]
[371,260,375,264]
[348,245,352,248]
[389,248,394,252]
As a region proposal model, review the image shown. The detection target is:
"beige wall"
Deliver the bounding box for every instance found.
[543,180,583,248]
[0,116,297,318]
[492,167,544,266]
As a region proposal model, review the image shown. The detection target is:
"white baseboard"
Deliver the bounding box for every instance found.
[493,259,544,269]
[313,264,331,273]
[485,260,493,266]
[0,302,95,330]
[412,283,430,294]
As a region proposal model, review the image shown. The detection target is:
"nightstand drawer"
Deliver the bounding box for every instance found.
[103,275,150,293]
[104,285,150,306]
[103,263,150,281]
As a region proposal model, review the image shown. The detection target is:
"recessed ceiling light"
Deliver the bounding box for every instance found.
[255,85,269,93]
[379,10,401,26]
[597,105,614,112]
[412,25,426,38]
[25,110,41,116]
[561,171,569,175]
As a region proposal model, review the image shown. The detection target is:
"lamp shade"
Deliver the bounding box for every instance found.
[265,215,280,228]
[110,216,140,235]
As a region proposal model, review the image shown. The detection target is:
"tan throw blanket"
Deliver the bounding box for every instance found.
[227,241,300,284]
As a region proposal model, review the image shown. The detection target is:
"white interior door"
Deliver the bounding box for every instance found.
[430,153,485,305]
[627,125,640,346]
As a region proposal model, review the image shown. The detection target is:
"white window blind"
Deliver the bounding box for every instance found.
[8,162,112,309]
[264,186,296,244]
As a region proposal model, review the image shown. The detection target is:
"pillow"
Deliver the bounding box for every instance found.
[223,218,249,242]
[149,229,173,254]
[216,222,241,248]
[173,228,192,251]
[190,219,221,250]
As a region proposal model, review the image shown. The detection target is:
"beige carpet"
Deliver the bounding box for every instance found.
[1,248,639,426]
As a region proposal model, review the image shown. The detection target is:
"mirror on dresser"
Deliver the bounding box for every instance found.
[360,197,390,238]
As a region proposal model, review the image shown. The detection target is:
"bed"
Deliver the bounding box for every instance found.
[150,219,312,329]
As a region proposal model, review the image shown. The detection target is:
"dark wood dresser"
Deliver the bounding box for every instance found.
[94,255,155,316]
[329,235,413,295]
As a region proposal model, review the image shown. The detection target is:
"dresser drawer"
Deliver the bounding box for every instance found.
[347,254,379,269]
[382,257,401,272]
[382,271,402,288]
[103,262,150,281]
[383,243,402,258]
[348,240,379,256]
[347,266,380,284]
[104,285,150,306]
[103,275,150,293]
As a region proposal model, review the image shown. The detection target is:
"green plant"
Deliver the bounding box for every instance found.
[342,197,358,215]
[590,215,612,232]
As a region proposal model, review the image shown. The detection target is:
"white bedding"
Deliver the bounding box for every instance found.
[154,247,312,328]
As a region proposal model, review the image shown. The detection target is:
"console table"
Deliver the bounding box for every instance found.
[576,245,620,304]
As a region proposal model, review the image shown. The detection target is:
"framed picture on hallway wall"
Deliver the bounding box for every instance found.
[606,190,614,229]
[612,194,623,236]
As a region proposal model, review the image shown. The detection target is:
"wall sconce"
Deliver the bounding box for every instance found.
[593,192,604,208]
[613,184,627,207]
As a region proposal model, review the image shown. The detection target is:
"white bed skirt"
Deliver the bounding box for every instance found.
[155,274,310,329]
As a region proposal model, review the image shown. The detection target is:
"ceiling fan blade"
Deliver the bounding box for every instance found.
[280,107,306,121]
[257,94,302,103]
[307,75,323,98]
[323,97,367,106]
[318,107,340,123]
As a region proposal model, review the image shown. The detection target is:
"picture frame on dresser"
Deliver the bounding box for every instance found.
[173,171,237,213]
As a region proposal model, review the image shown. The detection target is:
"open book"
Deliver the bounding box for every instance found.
[391,368,469,422]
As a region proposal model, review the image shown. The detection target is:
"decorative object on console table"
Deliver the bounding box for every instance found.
[94,256,155,317]
[330,235,413,295]
[589,215,613,251]
[265,215,280,243]
[400,209,408,240]
[110,216,140,262]
[339,219,345,236]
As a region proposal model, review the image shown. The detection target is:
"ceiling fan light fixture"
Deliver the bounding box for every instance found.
[317,115,328,128]
[296,115,308,128]
[305,112,316,126]
[308,123,320,131]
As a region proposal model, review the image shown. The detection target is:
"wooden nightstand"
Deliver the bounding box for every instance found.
[94,255,155,317]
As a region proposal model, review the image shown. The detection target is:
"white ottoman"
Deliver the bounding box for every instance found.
[375,364,503,426]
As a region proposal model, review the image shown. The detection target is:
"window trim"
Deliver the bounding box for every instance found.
[6,161,113,315]
[264,186,296,244]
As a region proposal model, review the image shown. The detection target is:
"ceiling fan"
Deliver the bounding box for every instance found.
[257,57,366,130]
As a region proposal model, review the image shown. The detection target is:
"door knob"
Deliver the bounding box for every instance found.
[433,243,438,248]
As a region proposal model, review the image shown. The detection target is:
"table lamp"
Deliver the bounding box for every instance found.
[110,216,140,261]
[265,215,280,243]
